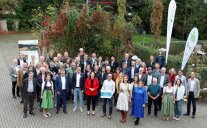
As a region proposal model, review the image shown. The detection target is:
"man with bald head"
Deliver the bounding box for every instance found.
[147,78,161,116]
[10,59,21,98]
[17,53,27,67]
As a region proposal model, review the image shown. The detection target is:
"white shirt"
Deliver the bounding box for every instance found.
[61,76,66,89]
[174,84,185,101]
[131,67,135,79]
[147,74,153,86]
[163,86,174,94]
[20,59,24,67]
[159,74,165,88]
[76,73,81,87]
[189,79,195,92]
[138,74,142,80]
[42,75,45,82]
[102,79,115,96]
[42,81,54,91]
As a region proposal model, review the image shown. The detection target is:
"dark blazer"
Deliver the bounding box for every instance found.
[37,73,45,88]
[55,75,70,93]
[143,73,153,86]
[157,74,170,88]
[22,78,37,97]
[109,61,119,73]
[146,61,156,70]
[155,56,165,68]
[100,72,107,85]
[17,58,27,65]
[72,73,85,90]
[121,68,129,76]
[95,71,101,82]
[120,59,131,68]
[82,60,90,72]
[128,67,139,79]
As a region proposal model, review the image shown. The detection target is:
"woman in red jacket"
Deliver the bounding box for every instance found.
[85,72,99,115]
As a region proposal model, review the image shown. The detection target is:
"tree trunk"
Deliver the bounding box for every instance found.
[0,20,8,32]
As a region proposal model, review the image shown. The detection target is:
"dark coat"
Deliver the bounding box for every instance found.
[22,78,38,97]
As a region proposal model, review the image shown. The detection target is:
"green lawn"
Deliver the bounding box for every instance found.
[133,34,183,44]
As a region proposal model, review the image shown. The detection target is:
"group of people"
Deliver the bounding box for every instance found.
[9,48,200,126]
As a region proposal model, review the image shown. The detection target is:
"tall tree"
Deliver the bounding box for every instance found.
[150,0,164,42]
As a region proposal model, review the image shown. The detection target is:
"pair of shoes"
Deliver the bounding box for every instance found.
[13,96,16,98]
[183,113,190,116]
[17,95,21,97]
[63,111,68,114]
[101,113,106,117]
[80,108,83,112]
[154,114,158,117]
[192,115,195,118]
[91,111,95,116]
[20,101,24,104]
[29,111,35,116]
[173,116,176,120]
[73,107,77,112]
[166,117,169,121]
[56,110,59,114]
[43,114,48,118]
[108,115,112,119]
[23,114,27,118]
[163,117,166,120]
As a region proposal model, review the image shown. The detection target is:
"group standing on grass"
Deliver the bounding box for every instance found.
[9,48,200,126]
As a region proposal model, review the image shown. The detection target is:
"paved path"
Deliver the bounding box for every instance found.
[0,34,207,128]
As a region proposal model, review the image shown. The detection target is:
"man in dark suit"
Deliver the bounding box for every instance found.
[146,55,156,70]
[82,54,90,73]
[157,67,170,110]
[89,53,97,70]
[156,51,165,69]
[17,53,27,67]
[56,69,70,114]
[121,62,129,76]
[36,67,46,102]
[128,61,139,83]
[72,66,85,112]
[120,53,131,68]
[23,71,37,118]
[109,55,119,73]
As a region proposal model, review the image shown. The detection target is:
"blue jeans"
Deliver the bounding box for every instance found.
[174,100,183,117]
[102,98,113,115]
[73,88,83,109]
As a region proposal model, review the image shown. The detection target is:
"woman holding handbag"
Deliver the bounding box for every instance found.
[116,75,132,123]
[41,73,54,118]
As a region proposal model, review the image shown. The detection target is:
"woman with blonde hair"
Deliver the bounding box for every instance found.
[116,75,132,123]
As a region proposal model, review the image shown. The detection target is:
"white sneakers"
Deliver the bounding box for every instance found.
[173,116,181,121]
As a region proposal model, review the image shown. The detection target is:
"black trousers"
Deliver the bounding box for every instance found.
[158,88,163,110]
[12,81,19,96]
[23,92,35,114]
[187,91,196,115]
[148,96,158,115]
[87,95,97,111]
[36,86,41,101]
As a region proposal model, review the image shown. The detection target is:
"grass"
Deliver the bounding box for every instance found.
[132,34,183,44]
